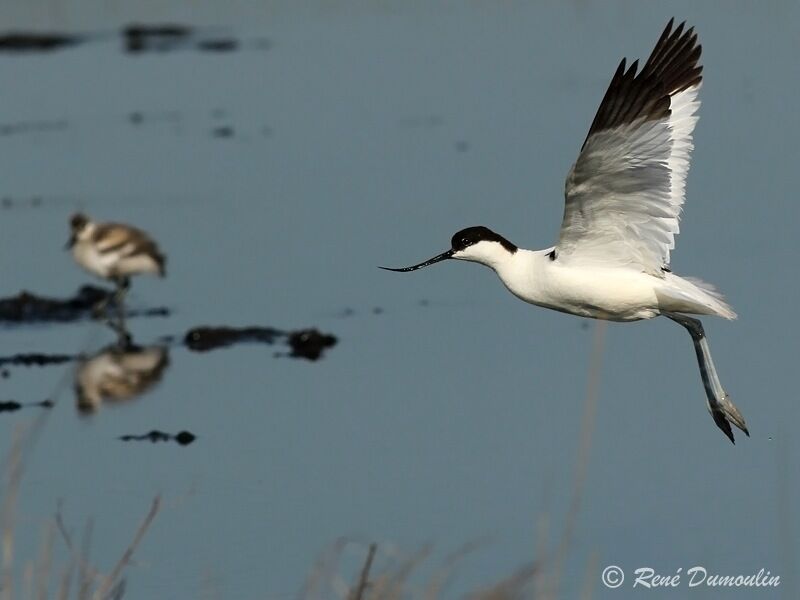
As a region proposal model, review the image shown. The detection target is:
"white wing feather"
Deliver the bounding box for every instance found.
[557,21,702,275]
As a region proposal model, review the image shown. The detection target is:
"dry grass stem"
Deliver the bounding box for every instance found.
[91,496,160,600]
[550,321,606,596]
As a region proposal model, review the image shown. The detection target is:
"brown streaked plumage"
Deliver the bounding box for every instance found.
[67,212,166,319]
[91,223,167,276]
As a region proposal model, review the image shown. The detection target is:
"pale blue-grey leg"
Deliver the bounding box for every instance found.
[113,276,130,326]
[103,276,130,341]
[665,312,749,443]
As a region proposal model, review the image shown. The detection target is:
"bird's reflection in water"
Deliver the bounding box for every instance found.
[75,328,170,414]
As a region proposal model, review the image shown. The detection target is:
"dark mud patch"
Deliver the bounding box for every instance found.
[0,286,170,323]
[184,325,337,360]
[119,430,196,446]
[0,31,84,53]
[0,399,53,414]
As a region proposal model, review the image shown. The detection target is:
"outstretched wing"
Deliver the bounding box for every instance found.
[557,19,702,274]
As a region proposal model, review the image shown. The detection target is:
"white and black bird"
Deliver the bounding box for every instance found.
[382,19,748,443]
[67,213,166,316]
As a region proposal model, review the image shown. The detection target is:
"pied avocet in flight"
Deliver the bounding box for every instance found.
[382,19,749,443]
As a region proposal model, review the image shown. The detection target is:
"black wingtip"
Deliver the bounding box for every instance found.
[581,17,702,149]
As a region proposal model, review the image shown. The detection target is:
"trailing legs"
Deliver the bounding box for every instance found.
[664,312,749,443]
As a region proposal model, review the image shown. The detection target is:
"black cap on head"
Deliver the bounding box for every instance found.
[379,225,517,273]
[451,226,517,253]
[66,213,89,250]
[70,213,89,231]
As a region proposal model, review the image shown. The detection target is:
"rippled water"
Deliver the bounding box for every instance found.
[1,2,798,598]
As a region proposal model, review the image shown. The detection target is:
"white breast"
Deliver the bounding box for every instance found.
[72,241,117,278]
[495,250,661,321]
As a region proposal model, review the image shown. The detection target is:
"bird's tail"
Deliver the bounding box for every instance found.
[683,277,736,319]
[660,274,736,320]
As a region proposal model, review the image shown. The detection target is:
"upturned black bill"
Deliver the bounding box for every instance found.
[379,249,454,272]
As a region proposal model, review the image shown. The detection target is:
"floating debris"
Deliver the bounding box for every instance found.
[184,326,282,352]
[286,329,337,361]
[174,431,196,445]
[184,325,337,361]
[122,23,192,53]
[0,353,76,368]
[119,430,196,446]
[0,31,83,53]
[122,24,245,54]
[197,39,238,52]
[0,399,53,413]
[211,125,234,138]
[0,286,169,323]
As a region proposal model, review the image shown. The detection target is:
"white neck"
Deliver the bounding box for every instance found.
[452,240,515,269]
[77,222,97,242]
[454,242,554,305]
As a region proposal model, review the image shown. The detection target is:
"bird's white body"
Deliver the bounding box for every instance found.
[460,242,735,322]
